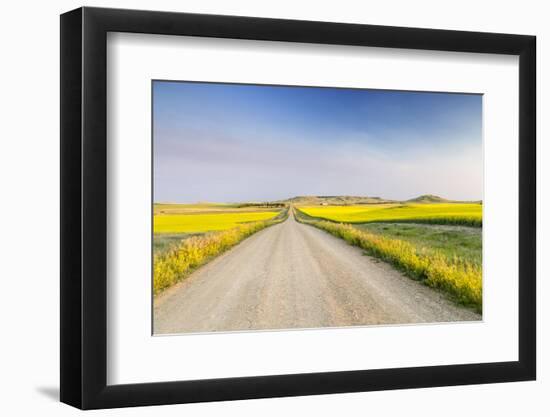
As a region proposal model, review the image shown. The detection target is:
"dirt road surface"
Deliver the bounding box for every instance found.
[154,214,480,334]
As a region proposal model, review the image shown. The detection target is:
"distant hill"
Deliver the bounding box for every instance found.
[406,194,449,203]
[406,194,482,204]
[273,194,481,206]
[277,195,396,206]
[158,195,481,207]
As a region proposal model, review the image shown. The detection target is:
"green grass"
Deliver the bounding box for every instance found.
[153,233,198,254]
[299,203,482,227]
[355,223,482,266]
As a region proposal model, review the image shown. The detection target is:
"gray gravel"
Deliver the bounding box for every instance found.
[154,214,480,334]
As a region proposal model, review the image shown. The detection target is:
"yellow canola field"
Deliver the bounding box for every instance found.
[154,211,281,234]
[299,203,482,227]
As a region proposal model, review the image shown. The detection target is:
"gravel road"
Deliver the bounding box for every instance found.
[154,214,480,334]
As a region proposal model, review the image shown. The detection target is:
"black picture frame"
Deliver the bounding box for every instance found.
[60,6,536,410]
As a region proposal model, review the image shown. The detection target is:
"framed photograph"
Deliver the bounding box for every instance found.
[60,7,536,409]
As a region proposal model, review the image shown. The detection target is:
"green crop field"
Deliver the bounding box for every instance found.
[355,223,482,266]
[299,203,482,227]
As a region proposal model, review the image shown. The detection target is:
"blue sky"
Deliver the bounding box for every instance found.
[153,81,482,202]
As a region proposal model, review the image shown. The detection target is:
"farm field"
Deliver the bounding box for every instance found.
[355,223,482,266]
[154,202,483,312]
[154,210,281,234]
[299,203,482,227]
[153,204,288,294]
[154,203,283,215]
[294,205,482,311]
[154,204,284,254]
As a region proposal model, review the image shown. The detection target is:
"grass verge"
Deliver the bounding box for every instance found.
[355,223,482,266]
[154,233,195,255]
[153,208,288,295]
[295,208,482,312]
